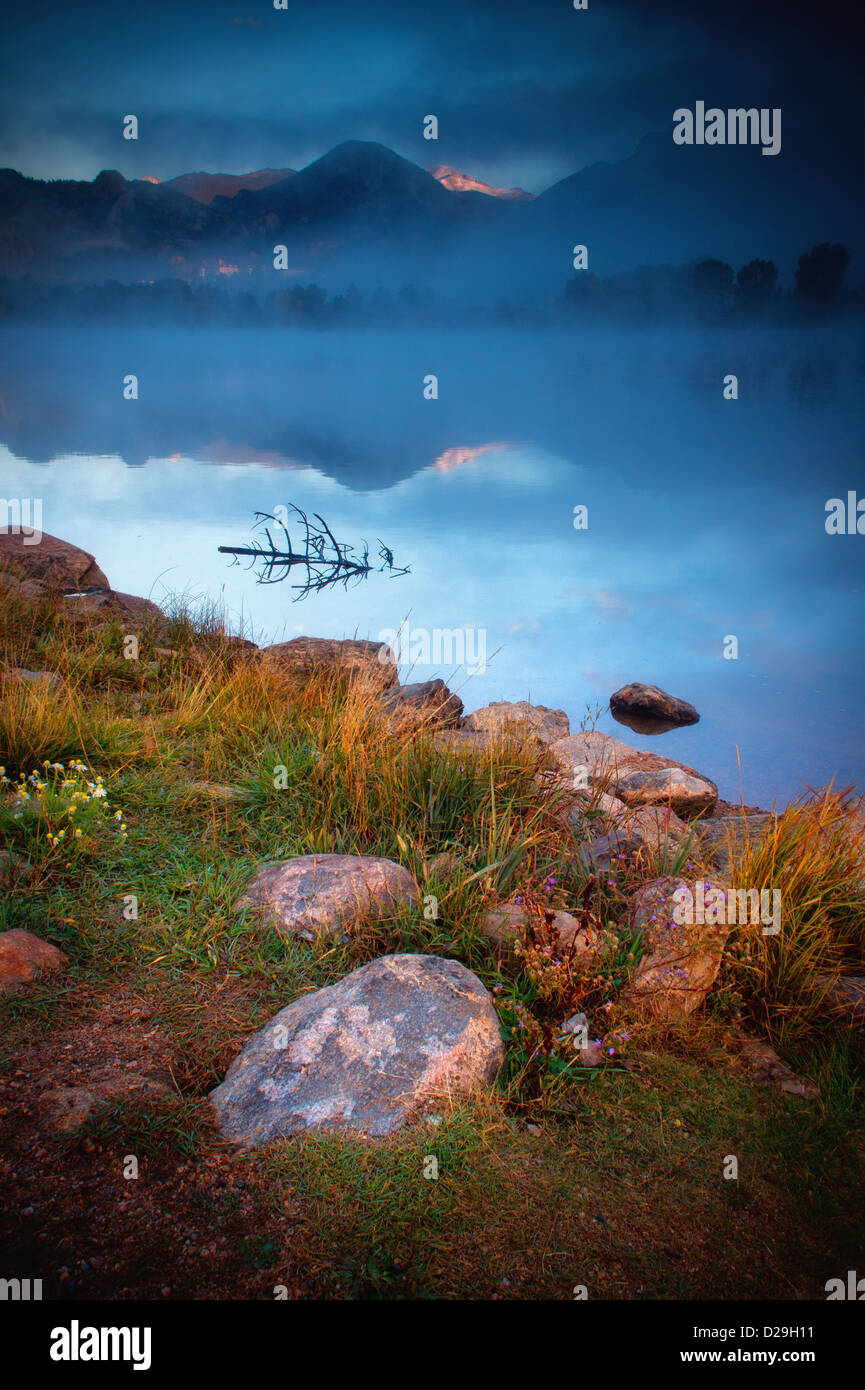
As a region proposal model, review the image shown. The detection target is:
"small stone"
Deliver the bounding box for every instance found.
[561,1012,588,1036]
[584,795,631,822]
[624,875,729,1019]
[36,1076,171,1133]
[187,781,246,801]
[0,850,34,889]
[559,1014,604,1065]
[575,829,645,873]
[9,668,62,688]
[481,903,601,956]
[0,929,68,993]
[694,814,775,875]
[811,974,865,1030]
[624,805,688,847]
[736,1033,820,1101]
[36,1088,99,1132]
[425,851,461,878]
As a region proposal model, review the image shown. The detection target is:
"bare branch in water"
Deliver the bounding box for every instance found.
[218,506,409,599]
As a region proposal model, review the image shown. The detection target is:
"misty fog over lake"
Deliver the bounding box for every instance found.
[1,321,863,809]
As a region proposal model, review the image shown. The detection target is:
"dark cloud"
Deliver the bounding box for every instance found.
[0,0,859,186]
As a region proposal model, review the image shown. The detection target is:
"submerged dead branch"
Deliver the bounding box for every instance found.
[218,506,410,600]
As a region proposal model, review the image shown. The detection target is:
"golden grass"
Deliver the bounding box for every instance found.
[721,786,865,1045]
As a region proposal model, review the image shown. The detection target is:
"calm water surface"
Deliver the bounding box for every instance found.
[1,324,863,808]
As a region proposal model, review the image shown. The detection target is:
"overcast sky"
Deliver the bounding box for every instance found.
[0,0,858,189]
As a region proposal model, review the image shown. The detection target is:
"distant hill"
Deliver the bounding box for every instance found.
[0,167,224,277]
[162,168,295,204]
[212,141,473,232]
[161,161,529,206]
[533,127,864,276]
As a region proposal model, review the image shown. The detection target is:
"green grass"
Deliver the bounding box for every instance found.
[2,587,864,1298]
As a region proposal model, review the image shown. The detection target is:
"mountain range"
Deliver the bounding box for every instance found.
[145,163,533,205]
[0,131,861,291]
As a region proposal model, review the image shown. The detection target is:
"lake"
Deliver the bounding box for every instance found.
[1,322,863,808]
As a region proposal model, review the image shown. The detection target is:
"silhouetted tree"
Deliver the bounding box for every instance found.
[794,242,851,306]
[736,258,778,313]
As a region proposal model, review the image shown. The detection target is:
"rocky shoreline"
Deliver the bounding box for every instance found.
[2,527,781,868]
[2,526,863,1150]
[0,525,766,806]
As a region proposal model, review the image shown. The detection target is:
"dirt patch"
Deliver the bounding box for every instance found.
[0,982,300,1299]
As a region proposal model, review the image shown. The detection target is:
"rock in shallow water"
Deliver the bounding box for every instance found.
[609,682,699,729]
[209,953,504,1145]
